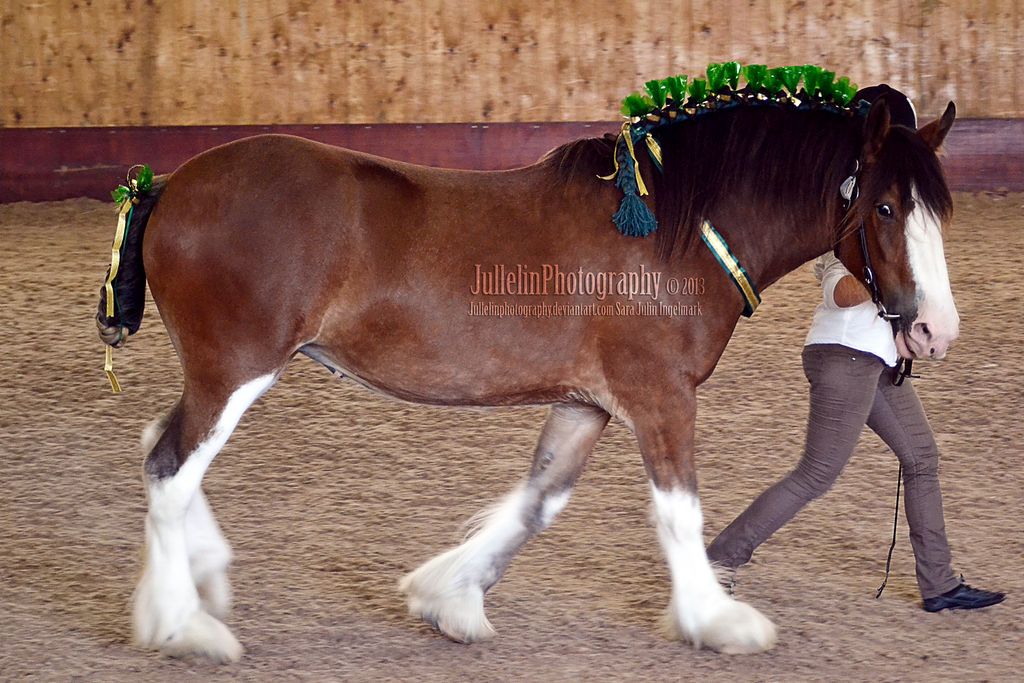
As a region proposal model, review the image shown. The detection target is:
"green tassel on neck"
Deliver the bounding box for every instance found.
[613,192,657,237]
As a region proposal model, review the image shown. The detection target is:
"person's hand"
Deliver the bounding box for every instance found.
[833,275,872,307]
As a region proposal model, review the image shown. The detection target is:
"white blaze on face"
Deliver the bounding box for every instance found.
[902,187,959,358]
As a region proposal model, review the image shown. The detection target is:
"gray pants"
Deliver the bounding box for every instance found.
[706,343,959,599]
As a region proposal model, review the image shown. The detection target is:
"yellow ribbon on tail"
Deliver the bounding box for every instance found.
[102,196,134,393]
[104,347,121,393]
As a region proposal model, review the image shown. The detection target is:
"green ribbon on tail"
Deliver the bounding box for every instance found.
[102,163,153,393]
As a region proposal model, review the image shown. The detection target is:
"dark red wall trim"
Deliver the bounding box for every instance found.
[1,120,1021,203]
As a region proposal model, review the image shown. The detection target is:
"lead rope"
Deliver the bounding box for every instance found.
[892,358,918,386]
[875,462,903,598]
[876,359,918,596]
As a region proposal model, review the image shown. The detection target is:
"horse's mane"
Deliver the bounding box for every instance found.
[543,134,618,184]
[544,105,950,259]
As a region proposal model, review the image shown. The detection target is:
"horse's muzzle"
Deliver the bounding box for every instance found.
[897,317,959,360]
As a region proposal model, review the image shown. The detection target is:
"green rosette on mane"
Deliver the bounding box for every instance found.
[621,63,859,120]
[609,63,864,238]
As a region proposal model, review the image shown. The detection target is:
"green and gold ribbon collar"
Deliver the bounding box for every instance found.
[699,220,760,317]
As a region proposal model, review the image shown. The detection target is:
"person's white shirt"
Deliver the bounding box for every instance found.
[804,253,898,367]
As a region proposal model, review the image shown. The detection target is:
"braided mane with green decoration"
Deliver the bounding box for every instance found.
[606,62,864,237]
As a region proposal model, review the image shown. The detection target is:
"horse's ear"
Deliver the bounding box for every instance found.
[918,101,956,151]
[863,98,891,162]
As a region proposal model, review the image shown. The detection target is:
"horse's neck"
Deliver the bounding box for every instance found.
[709,203,842,292]
[677,108,858,289]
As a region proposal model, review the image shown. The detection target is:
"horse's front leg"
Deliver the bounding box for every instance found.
[399,403,609,642]
[633,389,777,654]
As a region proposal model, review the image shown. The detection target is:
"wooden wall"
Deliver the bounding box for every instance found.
[3,0,1022,128]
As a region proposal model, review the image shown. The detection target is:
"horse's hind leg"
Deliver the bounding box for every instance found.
[400,403,609,642]
[185,488,233,619]
[141,415,232,619]
[133,372,277,662]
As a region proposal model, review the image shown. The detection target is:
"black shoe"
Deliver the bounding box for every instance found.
[923,583,1006,612]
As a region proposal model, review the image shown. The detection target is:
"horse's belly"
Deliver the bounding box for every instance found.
[300,310,594,407]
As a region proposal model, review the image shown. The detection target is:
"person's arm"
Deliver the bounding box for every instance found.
[832,275,872,308]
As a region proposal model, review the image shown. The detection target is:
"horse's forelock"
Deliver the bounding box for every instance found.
[862,126,953,223]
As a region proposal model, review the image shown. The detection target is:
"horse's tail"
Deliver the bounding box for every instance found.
[96,176,167,347]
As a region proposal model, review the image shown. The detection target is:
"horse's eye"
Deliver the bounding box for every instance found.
[876,204,894,219]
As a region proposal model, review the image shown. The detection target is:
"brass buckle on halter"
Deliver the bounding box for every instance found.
[863,266,900,322]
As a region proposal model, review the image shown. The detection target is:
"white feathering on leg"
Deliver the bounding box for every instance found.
[649,486,777,654]
[133,374,275,662]
[399,485,534,643]
[185,491,233,619]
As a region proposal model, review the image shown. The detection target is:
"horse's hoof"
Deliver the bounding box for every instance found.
[163,611,243,663]
[140,610,243,663]
[664,598,777,654]
[403,592,497,643]
[700,600,777,654]
[434,609,497,644]
[399,575,496,643]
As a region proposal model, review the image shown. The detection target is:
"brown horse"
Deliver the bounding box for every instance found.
[97,97,958,661]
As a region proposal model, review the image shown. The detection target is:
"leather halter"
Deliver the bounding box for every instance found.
[840,161,900,324]
[840,162,917,386]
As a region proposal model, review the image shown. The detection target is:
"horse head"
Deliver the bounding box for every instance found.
[837,98,959,360]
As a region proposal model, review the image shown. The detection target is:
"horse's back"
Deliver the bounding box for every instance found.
[139,134,620,401]
[145,133,541,273]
